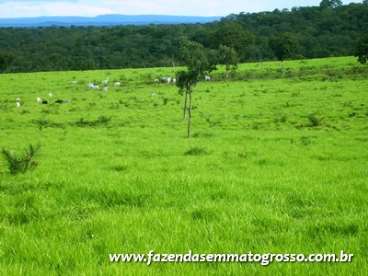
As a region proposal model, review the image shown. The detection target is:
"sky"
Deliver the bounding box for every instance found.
[0,0,362,18]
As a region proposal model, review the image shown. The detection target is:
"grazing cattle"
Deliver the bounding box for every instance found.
[114,82,121,87]
[154,79,159,83]
[36,97,48,104]
[16,98,22,107]
[160,76,173,84]
[88,83,99,90]
[55,99,70,104]
[102,79,109,86]
[103,87,109,92]
[205,75,211,81]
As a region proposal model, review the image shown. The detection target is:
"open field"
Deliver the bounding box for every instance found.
[0,56,367,275]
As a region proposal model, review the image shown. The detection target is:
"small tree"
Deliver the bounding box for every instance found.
[176,41,214,138]
[355,36,368,64]
[176,70,199,138]
[218,45,239,78]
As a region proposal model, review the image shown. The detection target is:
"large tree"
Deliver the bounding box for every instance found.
[218,45,239,78]
[269,33,300,61]
[212,21,254,60]
[320,0,343,9]
[355,36,368,64]
[0,52,15,72]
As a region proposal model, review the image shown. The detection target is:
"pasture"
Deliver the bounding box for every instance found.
[0,56,367,275]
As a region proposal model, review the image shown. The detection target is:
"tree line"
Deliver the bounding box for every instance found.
[0,1,367,73]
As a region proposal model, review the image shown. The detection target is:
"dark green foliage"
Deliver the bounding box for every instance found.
[191,209,217,221]
[1,144,41,175]
[320,0,342,9]
[274,114,288,124]
[73,116,111,127]
[32,119,65,129]
[176,70,199,94]
[270,33,301,61]
[0,2,367,73]
[111,165,128,172]
[307,114,322,127]
[184,147,208,156]
[179,40,217,75]
[355,36,368,64]
[176,41,216,138]
[218,45,239,75]
[212,21,254,60]
[0,52,15,72]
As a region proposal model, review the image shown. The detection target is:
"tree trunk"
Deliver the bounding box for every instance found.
[183,91,188,119]
[187,91,192,138]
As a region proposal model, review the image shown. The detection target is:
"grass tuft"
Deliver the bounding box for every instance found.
[1,144,41,175]
[307,114,322,127]
[184,147,208,156]
[73,116,111,127]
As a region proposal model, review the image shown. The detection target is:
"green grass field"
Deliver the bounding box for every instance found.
[0,56,367,275]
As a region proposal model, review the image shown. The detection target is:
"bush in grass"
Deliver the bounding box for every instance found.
[184,147,208,156]
[1,144,41,175]
[307,114,322,127]
[74,116,111,127]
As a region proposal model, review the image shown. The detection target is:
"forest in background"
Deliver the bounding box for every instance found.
[0,1,367,73]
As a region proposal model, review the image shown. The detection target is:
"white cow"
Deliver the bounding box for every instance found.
[16,98,22,108]
[88,83,99,90]
[160,76,173,84]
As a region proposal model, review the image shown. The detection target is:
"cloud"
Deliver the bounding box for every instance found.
[0,1,112,17]
[0,0,362,18]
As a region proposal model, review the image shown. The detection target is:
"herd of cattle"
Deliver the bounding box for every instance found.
[14,75,212,107]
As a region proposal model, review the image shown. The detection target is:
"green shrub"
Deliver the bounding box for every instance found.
[73,116,111,127]
[307,114,322,127]
[184,147,208,156]
[1,144,41,175]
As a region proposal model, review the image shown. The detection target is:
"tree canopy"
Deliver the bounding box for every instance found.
[0,1,367,73]
[355,35,368,64]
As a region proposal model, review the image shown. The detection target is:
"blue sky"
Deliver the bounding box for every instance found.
[0,0,361,18]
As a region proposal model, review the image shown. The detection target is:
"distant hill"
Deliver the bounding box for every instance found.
[0,15,221,27]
